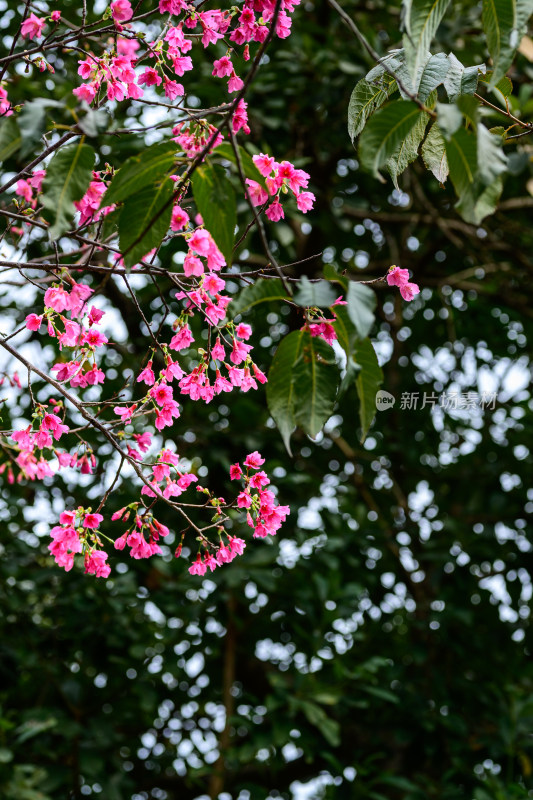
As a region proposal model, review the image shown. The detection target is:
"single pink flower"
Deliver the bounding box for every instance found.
[252,153,276,177]
[230,463,242,480]
[386,266,410,287]
[83,512,103,529]
[399,282,420,301]
[21,13,46,40]
[110,0,133,22]
[265,200,284,222]
[296,191,315,213]
[244,451,264,469]
[25,313,43,331]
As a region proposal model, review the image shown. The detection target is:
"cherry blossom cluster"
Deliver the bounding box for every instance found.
[26,280,107,389]
[67,0,300,110]
[10,406,69,481]
[247,153,315,221]
[3,0,307,581]
[230,450,290,538]
[49,508,110,577]
[44,451,287,579]
[113,507,171,560]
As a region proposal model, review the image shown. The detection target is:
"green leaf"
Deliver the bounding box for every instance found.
[15,717,58,744]
[456,176,503,223]
[333,306,362,397]
[359,100,423,178]
[332,305,358,359]
[323,263,348,290]
[456,93,481,126]
[293,335,338,438]
[402,0,452,83]
[214,142,265,185]
[299,701,341,747]
[348,78,396,142]
[482,0,533,86]
[444,127,478,197]
[227,278,288,319]
[417,53,450,101]
[104,142,178,206]
[354,338,384,441]
[191,162,236,266]
[41,142,95,240]
[77,107,111,137]
[266,330,338,454]
[119,179,174,268]
[17,99,64,159]
[293,276,338,308]
[477,123,508,185]
[436,101,463,137]
[346,282,376,339]
[0,117,21,163]
[388,106,431,189]
[422,122,449,182]
[443,53,483,100]
[492,74,514,99]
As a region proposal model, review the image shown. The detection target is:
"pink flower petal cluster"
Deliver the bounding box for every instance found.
[250,154,314,220]
[386,266,420,301]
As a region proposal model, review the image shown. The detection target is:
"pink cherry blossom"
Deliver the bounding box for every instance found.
[387,266,410,287]
[244,451,264,469]
[399,282,420,301]
[246,179,268,206]
[21,13,46,40]
[230,463,242,480]
[296,191,315,213]
[110,0,133,22]
[212,56,233,77]
[25,314,43,331]
[138,67,162,87]
[252,153,276,177]
[265,200,284,222]
[85,550,111,578]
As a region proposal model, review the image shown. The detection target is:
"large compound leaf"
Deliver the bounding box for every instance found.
[119,179,174,268]
[266,330,338,454]
[359,101,423,177]
[422,122,449,182]
[104,142,178,206]
[348,78,397,142]
[0,118,21,164]
[41,142,95,240]
[191,163,236,266]
[227,278,288,319]
[402,0,452,83]
[482,0,533,86]
[354,338,384,441]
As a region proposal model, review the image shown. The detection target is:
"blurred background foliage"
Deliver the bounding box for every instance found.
[1,0,533,798]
